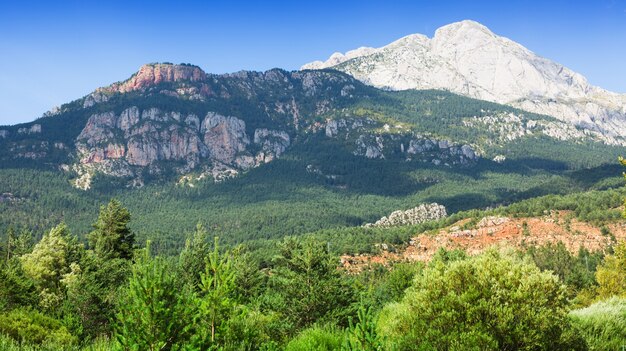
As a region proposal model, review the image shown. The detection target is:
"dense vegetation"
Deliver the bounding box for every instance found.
[1,159,624,253]
[0,185,625,350]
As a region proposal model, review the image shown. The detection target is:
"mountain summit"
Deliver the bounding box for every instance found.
[302,20,626,140]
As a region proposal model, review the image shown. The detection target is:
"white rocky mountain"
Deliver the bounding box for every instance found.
[302,20,626,143]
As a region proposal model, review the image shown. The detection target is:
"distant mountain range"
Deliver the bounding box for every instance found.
[303,20,626,143]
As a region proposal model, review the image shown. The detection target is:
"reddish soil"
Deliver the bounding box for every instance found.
[341,211,626,273]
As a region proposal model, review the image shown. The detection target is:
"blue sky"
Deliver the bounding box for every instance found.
[1,0,625,125]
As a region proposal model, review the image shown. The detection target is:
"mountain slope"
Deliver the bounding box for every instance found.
[302,20,626,143]
[1,62,625,248]
[1,62,622,191]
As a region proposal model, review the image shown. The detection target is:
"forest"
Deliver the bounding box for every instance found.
[1,179,626,350]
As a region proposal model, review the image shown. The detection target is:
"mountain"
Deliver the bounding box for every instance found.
[302,20,626,144]
[1,61,624,191]
[2,62,623,191]
[1,62,625,247]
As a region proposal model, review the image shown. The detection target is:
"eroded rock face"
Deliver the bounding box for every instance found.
[201,112,249,164]
[100,63,207,94]
[364,203,447,228]
[74,107,291,188]
[255,129,290,157]
[323,118,478,165]
[18,124,42,135]
[83,92,109,108]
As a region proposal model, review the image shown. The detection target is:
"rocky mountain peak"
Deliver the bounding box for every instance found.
[99,63,208,94]
[301,20,626,140]
[433,20,495,40]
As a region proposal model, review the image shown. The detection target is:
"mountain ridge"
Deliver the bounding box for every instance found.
[302,20,626,142]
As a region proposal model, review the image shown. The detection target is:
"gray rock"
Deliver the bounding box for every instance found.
[201,112,250,164]
[364,203,447,228]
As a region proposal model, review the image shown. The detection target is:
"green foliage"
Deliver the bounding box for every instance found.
[0,259,38,311]
[177,223,211,289]
[377,250,585,350]
[342,305,384,351]
[0,308,76,347]
[88,199,135,260]
[20,223,82,311]
[285,325,343,351]
[65,252,130,338]
[570,297,626,351]
[525,242,604,294]
[595,241,626,299]
[356,262,422,311]
[192,237,239,348]
[114,251,196,350]
[266,237,356,332]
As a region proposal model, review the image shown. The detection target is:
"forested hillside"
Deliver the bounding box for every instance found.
[2,186,626,350]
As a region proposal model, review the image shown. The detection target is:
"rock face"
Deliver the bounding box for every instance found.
[302,20,626,141]
[324,118,477,165]
[100,63,207,94]
[364,203,447,228]
[18,124,41,135]
[74,107,291,188]
[201,112,249,164]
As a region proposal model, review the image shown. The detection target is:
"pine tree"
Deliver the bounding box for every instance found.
[114,246,196,350]
[88,199,135,260]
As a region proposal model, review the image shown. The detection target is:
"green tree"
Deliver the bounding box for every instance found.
[178,223,211,289]
[377,249,585,350]
[20,223,81,311]
[267,237,355,332]
[570,297,626,351]
[192,237,240,349]
[342,305,384,351]
[88,199,135,260]
[595,241,626,299]
[114,248,196,351]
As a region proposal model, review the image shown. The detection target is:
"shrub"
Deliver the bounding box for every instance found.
[285,325,343,351]
[0,308,76,346]
[570,297,626,351]
[377,249,586,350]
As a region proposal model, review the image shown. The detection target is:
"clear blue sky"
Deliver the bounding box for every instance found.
[1,0,625,125]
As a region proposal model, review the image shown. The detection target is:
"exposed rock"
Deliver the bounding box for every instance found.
[117,107,140,134]
[254,129,291,159]
[364,203,447,228]
[355,134,384,159]
[42,106,61,118]
[302,20,626,143]
[184,114,200,131]
[407,139,436,154]
[477,216,510,228]
[83,92,109,108]
[0,193,20,204]
[17,124,41,135]
[72,106,293,189]
[493,155,506,163]
[99,63,207,94]
[201,112,250,165]
[0,130,8,138]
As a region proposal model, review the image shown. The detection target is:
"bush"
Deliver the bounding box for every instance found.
[377,249,586,350]
[570,297,626,351]
[284,325,343,351]
[0,308,76,346]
